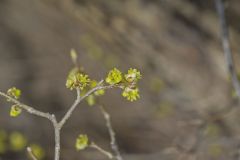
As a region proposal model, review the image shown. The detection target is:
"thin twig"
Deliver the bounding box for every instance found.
[99,106,123,160]
[89,142,113,159]
[215,0,240,97]
[27,147,38,160]
[0,79,116,160]
[58,80,114,128]
[215,1,240,159]
[0,91,54,122]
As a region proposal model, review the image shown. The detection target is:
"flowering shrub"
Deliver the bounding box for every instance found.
[0,50,142,160]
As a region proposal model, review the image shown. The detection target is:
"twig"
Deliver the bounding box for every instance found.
[215,1,240,159]
[0,91,59,160]
[0,91,54,122]
[0,80,116,160]
[27,147,38,160]
[215,0,240,97]
[59,80,114,128]
[99,106,123,160]
[89,142,113,159]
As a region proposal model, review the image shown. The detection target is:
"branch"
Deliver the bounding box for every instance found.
[58,80,114,129]
[0,91,59,160]
[89,142,113,159]
[215,0,240,97]
[27,147,38,160]
[99,105,123,160]
[0,91,55,122]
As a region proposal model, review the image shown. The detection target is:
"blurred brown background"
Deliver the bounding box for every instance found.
[1,0,240,160]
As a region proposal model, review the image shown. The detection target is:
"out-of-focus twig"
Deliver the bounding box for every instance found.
[99,105,123,160]
[27,147,38,160]
[89,142,113,159]
[215,1,240,159]
[215,0,240,97]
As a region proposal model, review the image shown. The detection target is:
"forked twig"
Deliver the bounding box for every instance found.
[89,142,113,159]
[99,105,123,160]
[0,81,115,160]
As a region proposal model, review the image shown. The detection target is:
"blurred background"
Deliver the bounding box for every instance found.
[1,0,240,160]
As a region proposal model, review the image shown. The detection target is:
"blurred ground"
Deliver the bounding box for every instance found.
[1,0,240,160]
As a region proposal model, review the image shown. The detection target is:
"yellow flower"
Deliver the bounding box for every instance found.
[75,134,88,151]
[105,68,122,85]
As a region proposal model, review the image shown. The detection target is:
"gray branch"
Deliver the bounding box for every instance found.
[99,105,123,160]
[0,80,116,160]
[58,80,114,129]
[89,142,113,159]
[215,0,240,159]
[0,91,55,122]
[215,0,240,97]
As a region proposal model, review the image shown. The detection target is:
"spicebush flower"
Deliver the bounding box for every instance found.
[7,87,21,99]
[66,72,90,90]
[10,105,22,117]
[124,68,141,83]
[105,68,122,85]
[75,134,88,151]
[122,87,140,101]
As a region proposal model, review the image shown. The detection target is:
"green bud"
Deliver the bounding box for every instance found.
[70,49,78,65]
[94,89,105,96]
[10,105,22,117]
[7,87,21,99]
[75,134,88,151]
[90,80,98,88]
[86,95,96,106]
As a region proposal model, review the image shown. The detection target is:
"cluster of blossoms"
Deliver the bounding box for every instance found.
[7,87,22,117]
[66,67,141,102]
[105,68,142,101]
[3,50,143,159]
[66,68,90,90]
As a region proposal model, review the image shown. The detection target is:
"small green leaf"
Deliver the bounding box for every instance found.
[90,80,98,88]
[86,95,96,106]
[10,105,22,117]
[75,134,88,151]
[105,68,122,85]
[94,89,105,96]
[7,87,21,99]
